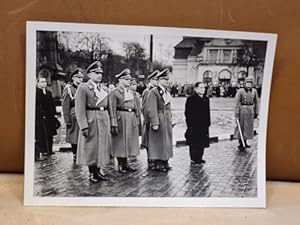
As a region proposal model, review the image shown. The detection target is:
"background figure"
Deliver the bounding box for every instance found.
[184,82,211,164]
[109,69,140,174]
[233,77,259,151]
[130,78,142,136]
[35,75,58,160]
[141,70,159,169]
[75,61,111,183]
[147,69,173,172]
[62,68,83,162]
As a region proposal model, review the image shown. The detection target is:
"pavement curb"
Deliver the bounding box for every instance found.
[175,129,258,147]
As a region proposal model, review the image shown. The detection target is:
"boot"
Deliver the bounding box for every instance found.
[97,167,109,181]
[88,166,99,183]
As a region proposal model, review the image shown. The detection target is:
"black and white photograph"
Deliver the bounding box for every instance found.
[24,22,277,207]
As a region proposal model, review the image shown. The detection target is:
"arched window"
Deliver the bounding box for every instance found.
[218,69,232,80]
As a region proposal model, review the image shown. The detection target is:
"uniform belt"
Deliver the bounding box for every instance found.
[86,106,107,111]
[241,103,253,106]
[117,107,135,112]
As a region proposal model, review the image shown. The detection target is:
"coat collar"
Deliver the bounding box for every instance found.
[157,85,165,96]
[116,85,126,94]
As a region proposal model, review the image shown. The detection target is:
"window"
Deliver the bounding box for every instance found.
[223,50,232,63]
[208,49,218,63]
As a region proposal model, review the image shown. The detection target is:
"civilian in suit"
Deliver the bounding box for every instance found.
[35,75,58,160]
[184,82,211,164]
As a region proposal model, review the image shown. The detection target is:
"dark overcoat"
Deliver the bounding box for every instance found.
[109,86,140,158]
[75,80,111,167]
[184,93,211,148]
[233,88,259,139]
[62,83,80,144]
[35,87,57,153]
[147,86,173,160]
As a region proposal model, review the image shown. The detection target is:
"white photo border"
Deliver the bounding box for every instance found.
[24,21,277,208]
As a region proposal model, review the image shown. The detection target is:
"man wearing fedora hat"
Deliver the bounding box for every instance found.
[75,61,111,183]
[147,69,173,172]
[62,68,83,162]
[234,76,259,151]
[109,69,140,173]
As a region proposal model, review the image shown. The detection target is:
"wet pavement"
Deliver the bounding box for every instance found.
[34,136,257,198]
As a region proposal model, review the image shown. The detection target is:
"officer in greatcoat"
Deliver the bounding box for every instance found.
[147,69,173,172]
[184,82,211,164]
[109,69,140,173]
[233,76,259,151]
[62,68,83,162]
[35,74,59,160]
[141,70,159,169]
[75,61,111,183]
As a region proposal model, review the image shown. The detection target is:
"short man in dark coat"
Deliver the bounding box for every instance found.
[184,82,211,164]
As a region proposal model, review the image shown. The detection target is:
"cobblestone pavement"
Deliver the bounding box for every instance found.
[34,136,257,198]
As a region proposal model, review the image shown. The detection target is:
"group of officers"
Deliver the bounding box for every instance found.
[35,60,259,183]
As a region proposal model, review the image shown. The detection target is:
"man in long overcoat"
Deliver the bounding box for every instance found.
[233,76,259,151]
[62,68,83,162]
[147,69,173,172]
[109,69,140,173]
[75,61,111,183]
[141,70,159,169]
[35,75,58,160]
[185,82,211,164]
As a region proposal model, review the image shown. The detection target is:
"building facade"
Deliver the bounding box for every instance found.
[36,31,66,105]
[172,37,265,87]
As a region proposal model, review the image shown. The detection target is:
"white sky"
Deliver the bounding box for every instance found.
[59,31,183,65]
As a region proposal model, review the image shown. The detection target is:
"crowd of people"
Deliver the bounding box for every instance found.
[35,60,259,183]
[168,81,262,98]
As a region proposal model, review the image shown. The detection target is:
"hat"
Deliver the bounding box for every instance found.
[70,68,83,78]
[130,78,137,85]
[147,70,160,80]
[245,77,254,83]
[115,69,131,80]
[156,68,170,79]
[86,61,103,74]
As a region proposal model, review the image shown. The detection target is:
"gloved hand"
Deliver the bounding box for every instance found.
[111,126,119,136]
[152,125,159,131]
[82,128,89,138]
